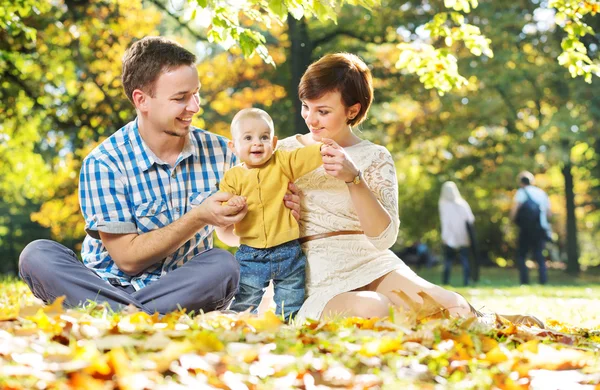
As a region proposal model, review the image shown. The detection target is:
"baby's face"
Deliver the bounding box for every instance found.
[230,117,277,168]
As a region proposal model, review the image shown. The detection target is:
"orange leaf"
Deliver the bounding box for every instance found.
[69,373,105,390]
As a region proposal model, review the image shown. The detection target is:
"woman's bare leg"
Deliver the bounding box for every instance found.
[321,291,392,319]
[369,268,473,317]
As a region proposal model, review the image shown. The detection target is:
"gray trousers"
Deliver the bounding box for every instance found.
[19,239,240,315]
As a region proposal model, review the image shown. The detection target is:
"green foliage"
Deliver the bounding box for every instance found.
[185,0,598,94]
[0,0,52,43]
[550,0,600,83]
[1,0,599,273]
[0,0,163,261]
[187,0,378,65]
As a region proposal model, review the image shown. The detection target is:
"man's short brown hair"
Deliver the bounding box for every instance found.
[121,36,197,104]
[298,53,373,126]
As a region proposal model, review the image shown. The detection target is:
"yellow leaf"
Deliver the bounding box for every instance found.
[149,340,195,372]
[244,310,283,332]
[360,338,403,356]
[455,332,474,348]
[480,336,498,353]
[43,296,66,315]
[517,340,539,353]
[484,345,511,363]
[107,347,137,390]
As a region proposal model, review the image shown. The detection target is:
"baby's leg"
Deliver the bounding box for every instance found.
[272,241,306,321]
[229,246,270,314]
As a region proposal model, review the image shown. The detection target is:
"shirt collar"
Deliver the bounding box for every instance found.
[128,118,196,172]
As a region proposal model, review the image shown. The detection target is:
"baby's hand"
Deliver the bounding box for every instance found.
[320,138,341,156]
[226,195,247,209]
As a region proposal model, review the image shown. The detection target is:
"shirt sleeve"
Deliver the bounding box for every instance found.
[543,192,551,210]
[362,147,400,250]
[464,201,475,223]
[219,169,238,195]
[514,188,526,203]
[79,156,137,239]
[224,145,237,171]
[278,143,323,180]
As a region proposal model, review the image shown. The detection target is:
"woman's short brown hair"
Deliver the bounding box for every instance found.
[298,53,373,126]
[121,37,197,104]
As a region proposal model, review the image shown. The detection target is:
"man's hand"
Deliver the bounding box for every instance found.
[200,192,248,228]
[284,182,301,221]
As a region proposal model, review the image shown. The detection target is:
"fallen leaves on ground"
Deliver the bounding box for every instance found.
[1,294,600,389]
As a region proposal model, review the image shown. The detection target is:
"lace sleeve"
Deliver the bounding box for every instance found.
[362,147,400,250]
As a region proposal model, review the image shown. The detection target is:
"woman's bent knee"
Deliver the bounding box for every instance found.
[323,292,391,319]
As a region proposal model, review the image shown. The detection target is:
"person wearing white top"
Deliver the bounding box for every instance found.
[510,171,552,285]
[439,181,475,286]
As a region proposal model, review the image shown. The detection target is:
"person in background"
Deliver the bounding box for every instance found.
[510,171,552,285]
[439,181,475,287]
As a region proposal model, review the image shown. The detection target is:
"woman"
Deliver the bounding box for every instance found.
[439,181,475,286]
[278,53,542,327]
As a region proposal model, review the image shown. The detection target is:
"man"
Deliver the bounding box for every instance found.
[19,37,299,315]
[510,171,552,285]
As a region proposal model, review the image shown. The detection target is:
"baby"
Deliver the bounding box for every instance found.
[220,107,328,321]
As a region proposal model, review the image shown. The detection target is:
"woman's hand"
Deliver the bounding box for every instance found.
[320,138,359,183]
[284,182,302,221]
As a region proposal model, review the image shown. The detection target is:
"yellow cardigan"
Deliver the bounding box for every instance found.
[219,143,322,248]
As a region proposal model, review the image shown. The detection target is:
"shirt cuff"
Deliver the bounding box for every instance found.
[86,221,137,239]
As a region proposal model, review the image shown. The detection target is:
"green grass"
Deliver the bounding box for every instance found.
[417,265,600,328]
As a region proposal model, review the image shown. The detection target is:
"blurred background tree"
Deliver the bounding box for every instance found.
[1,0,598,276]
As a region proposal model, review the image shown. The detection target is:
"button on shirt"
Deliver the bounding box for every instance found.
[79,119,235,290]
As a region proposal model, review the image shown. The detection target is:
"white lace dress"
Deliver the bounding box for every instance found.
[278,135,414,321]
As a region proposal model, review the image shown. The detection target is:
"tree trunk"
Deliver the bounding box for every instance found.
[562,147,579,274]
[288,16,312,135]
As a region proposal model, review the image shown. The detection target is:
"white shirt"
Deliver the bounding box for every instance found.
[439,199,475,248]
[514,185,550,230]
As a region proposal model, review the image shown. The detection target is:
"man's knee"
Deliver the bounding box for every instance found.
[209,249,240,288]
[19,239,59,277]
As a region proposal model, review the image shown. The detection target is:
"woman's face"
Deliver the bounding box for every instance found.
[301,91,354,143]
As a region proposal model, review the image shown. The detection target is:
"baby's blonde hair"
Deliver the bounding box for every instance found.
[230,108,274,138]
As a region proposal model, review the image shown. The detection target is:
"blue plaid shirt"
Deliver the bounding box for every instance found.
[79,119,235,290]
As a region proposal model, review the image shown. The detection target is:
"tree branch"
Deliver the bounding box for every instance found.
[3,58,93,132]
[145,0,208,42]
[313,29,381,47]
[493,85,519,134]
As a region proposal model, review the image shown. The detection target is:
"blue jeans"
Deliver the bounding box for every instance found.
[230,240,305,321]
[442,245,470,286]
[516,232,547,285]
